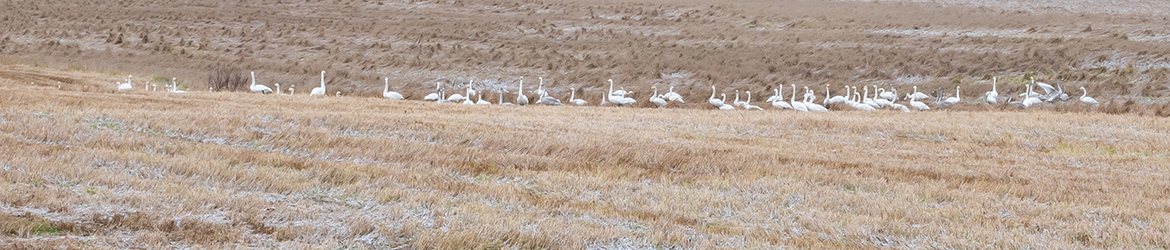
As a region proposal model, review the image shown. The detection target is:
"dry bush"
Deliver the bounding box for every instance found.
[206,66,247,92]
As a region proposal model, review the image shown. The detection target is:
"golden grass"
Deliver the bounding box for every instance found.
[1,64,1168,248]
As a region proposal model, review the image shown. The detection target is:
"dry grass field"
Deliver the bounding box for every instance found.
[2,64,1169,249]
[3,0,1170,248]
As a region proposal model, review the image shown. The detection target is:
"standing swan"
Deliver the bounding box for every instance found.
[790,84,807,112]
[649,86,668,107]
[708,85,724,109]
[1079,87,1098,105]
[310,71,326,96]
[249,71,273,94]
[985,77,999,104]
[569,88,587,106]
[382,77,403,99]
[516,77,529,106]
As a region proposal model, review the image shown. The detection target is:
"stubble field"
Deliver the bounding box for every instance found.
[2,0,1170,249]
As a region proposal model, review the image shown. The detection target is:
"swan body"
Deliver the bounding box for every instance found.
[569,88,588,106]
[533,77,547,97]
[424,82,442,101]
[910,86,930,100]
[708,85,724,109]
[908,93,930,111]
[985,77,999,104]
[383,77,403,100]
[827,85,848,105]
[733,90,747,107]
[517,77,530,105]
[168,77,186,93]
[804,90,828,112]
[1022,81,1042,108]
[499,91,514,106]
[879,87,897,101]
[649,86,668,107]
[1079,87,1098,105]
[476,93,491,105]
[249,71,273,94]
[942,86,960,106]
[310,71,326,96]
[663,86,684,103]
[118,75,133,91]
[890,103,911,112]
[718,94,736,110]
[791,84,808,112]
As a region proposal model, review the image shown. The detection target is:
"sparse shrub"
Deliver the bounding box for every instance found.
[206,66,247,92]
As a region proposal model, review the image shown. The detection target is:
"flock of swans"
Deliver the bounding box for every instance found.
[114,71,1102,111]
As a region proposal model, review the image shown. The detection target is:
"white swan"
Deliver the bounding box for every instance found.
[476,93,491,105]
[910,86,930,100]
[461,87,475,105]
[708,85,724,108]
[168,77,186,93]
[826,84,847,105]
[383,77,404,100]
[663,86,684,103]
[151,83,156,92]
[275,83,281,95]
[533,77,547,97]
[862,86,880,109]
[1079,87,1098,105]
[719,94,735,110]
[985,76,998,104]
[804,88,828,112]
[908,93,930,111]
[288,85,294,95]
[517,77,529,105]
[310,71,326,96]
[569,88,587,106]
[771,86,792,109]
[873,87,893,108]
[791,84,807,112]
[249,71,273,94]
[942,86,960,106]
[447,84,467,103]
[650,86,668,107]
[879,86,897,101]
[607,79,635,106]
[466,80,477,98]
[1022,81,1042,108]
[499,91,514,106]
[733,90,746,107]
[424,82,441,101]
[117,75,133,91]
[852,93,876,111]
[766,88,782,103]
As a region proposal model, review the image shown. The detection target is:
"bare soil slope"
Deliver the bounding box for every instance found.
[2,0,1169,105]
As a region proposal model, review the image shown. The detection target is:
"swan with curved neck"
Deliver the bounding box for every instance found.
[790,84,807,112]
[1079,86,1098,105]
[383,77,403,100]
[249,71,273,94]
[650,86,667,107]
[708,85,723,108]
